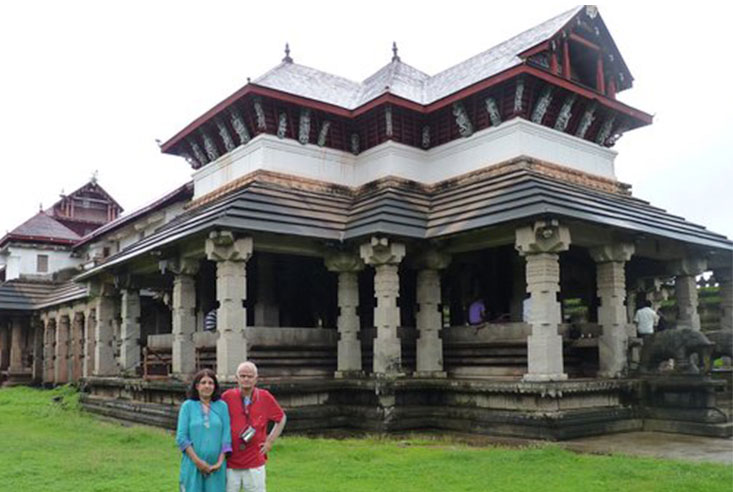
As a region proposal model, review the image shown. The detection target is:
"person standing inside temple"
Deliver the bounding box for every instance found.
[634,300,659,338]
[176,369,231,492]
[223,361,287,492]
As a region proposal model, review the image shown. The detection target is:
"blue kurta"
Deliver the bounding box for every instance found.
[176,399,232,492]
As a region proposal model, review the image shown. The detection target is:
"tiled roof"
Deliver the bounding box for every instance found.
[0,280,56,311]
[253,6,582,109]
[1,212,81,246]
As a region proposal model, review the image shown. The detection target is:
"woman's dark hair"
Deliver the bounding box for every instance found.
[187,369,221,401]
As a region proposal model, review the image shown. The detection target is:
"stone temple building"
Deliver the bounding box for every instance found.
[1,5,731,439]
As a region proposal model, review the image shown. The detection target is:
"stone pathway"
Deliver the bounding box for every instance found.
[561,431,733,465]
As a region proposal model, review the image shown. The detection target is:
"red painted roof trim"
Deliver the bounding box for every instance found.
[0,234,78,248]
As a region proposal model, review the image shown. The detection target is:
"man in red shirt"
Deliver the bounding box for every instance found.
[222,361,286,492]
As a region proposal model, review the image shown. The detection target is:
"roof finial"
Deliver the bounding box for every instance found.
[282,43,293,63]
[391,41,400,62]
[91,170,99,184]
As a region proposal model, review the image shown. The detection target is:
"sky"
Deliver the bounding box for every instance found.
[1,2,731,243]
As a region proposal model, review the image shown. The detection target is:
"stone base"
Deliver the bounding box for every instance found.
[334,370,365,379]
[413,371,447,378]
[643,419,733,438]
[3,368,32,387]
[522,373,568,382]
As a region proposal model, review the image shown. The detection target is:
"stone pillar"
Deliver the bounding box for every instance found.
[590,243,635,378]
[83,308,96,378]
[93,284,118,376]
[31,317,44,383]
[360,237,406,376]
[515,220,571,382]
[119,289,141,374]
[70,312,84,382]
[325,251,365,377]
[168,258,200,378]
[626,290,638,324]
[54,314,70,383]
[254,254,279,327]
[206,231,253,381]
[43,318,56,383]
[671,258,707,331]
[413,249,451,377]
[714,268,733,331]
[0,321,9,371]
[8,317,24,373]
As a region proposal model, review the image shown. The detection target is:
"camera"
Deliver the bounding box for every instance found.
[240,425,256,443]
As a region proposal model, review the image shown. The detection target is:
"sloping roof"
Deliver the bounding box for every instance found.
[0,281,57,312]
[34,280,88,310]
[74,181,193,249]
[49,179,124,214]
[0,212,81,248]
[76,165,732,280]
[253,6,582,109]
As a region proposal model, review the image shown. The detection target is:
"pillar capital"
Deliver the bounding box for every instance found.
[87,280,117,299]
[205,230,253,262]
[324,250,365,273]
[515,220,571,256]
[669,257,707,276]
[410,248,451,271]
[589,242,635,263]
[360,237,406,266]
[162,257,200,276]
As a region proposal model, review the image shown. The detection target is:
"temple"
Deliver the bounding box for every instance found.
[1,6,731,439]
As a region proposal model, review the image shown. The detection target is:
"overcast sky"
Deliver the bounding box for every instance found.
[1,2,731,243]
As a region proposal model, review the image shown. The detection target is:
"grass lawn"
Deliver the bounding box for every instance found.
[1,386,731,491]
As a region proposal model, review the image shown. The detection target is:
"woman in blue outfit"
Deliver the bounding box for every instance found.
[176,369,232,492]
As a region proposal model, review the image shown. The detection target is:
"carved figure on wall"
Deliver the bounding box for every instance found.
[217,119,236,152]
[575,103,597,139]
[595,116,616,146]
[485,97,501,127]
[350,133,360,155]
[230,109,251,145]
[277,113,288,139]
[253,97,267,130]
[554,94,577,132]
[514,78,525,114]
[190,140,208,166]
[639,328,714,375]
[385,106,393,137]
[317,121,331,147]
[299,109,311,145]
[202,132,219,161]
[452,102,473,137]
[421,126,430,149]
[531,86,554,124]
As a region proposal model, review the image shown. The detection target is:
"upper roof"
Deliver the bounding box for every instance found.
[253,6,585,109]
[0,212,80,248]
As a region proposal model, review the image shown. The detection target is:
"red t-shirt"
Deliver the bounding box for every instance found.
[222,387,285,469]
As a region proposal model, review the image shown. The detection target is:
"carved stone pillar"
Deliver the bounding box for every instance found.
[43,318,56,383]
[55,314,70,383]
[206,231,253,381]
[93,283,118,376]
[84,308,96,378]
[0,321,9,371]
[515,220,571,382]
[70,312,84,382]
[119,289,141,374]
[8,317,24,373]
[360,237,406,375]
[168,259,199,378]
[714,268,733,331]
[671,258,707,331]
[31,317,44,384]
[254,254,279,327]
[325,251,365,377]
[590,243,634,378]
[626,290,638,324]
[413,249,451,377]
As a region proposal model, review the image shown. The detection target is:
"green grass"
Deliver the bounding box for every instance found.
[1,386,731,491]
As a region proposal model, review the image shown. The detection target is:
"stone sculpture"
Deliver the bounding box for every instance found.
[639,328,714,375]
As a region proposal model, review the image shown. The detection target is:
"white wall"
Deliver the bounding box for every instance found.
[3,245,81,281]
[193,118,618,199]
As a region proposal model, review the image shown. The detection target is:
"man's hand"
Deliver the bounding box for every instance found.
[259,437,274,455]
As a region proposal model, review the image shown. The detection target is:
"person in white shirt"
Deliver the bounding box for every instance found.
[634,300,659,336]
